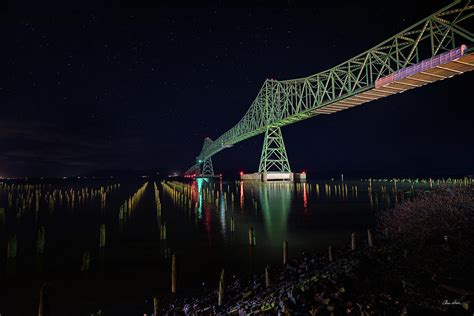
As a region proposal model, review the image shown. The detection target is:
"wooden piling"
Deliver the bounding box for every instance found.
[81,250,90,271]
[368,229,374,247]
[328,246,333,262]
[161,223,167,241]
[153,297,159,316]
[230,216,235,232]
[38,283,46,316]
[283,240,288,265]
[119,206,124,221]
[218,269,225,306]
[248,227,256,246]
[351,232,356,251]
[7,235,17,259]
[0,207,5,225]
[37,226,45,254]
[171,254,177,294]
[265,265,270,288]
[99,224,106,248]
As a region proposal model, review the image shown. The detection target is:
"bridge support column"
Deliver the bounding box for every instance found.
[201,157,215,176]
[258,126,292,181]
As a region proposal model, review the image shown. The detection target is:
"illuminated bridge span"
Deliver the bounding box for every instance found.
[186,1,474,181]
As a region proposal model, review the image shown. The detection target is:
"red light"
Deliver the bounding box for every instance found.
[302,171,306,175]
[239,171,244,175]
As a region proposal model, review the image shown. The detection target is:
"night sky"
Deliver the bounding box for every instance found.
[3,0,473,178]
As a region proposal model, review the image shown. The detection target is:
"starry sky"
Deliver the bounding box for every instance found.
[2,0,473,178]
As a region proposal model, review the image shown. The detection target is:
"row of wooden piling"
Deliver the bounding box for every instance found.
[119,182,148,222]
[158,177,471,219]
[32,228,376,315]
[1,181,124,268]
[5,223,109,269]
[5,226,46,260]
[1,183,120,221]
[165,228,375,307]
[6,183,158,272]
[6,223,105,269]
[31,224,378,315]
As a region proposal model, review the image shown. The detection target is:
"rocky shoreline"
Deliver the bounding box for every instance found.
[153,246,414,314]
[157,231,474,315]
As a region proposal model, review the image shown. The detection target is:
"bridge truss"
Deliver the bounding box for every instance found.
[186,0,474,176]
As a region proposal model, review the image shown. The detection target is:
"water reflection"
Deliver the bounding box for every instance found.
[219,192,227,235]
[303,182,308,210]
[196,178,203,219]
[255,182,292,241]
[159,178,444,246]
[1,177,471,314]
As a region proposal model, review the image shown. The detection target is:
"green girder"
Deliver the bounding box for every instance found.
[186,1,473,175]
[201,157,215,176]
[259,127,291,173]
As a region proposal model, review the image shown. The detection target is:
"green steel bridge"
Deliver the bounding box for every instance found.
[185,1,474,179]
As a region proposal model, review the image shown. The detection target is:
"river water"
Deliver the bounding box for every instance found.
[0,177,440,314]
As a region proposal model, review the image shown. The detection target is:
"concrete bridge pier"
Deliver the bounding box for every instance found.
[241,171,305,182]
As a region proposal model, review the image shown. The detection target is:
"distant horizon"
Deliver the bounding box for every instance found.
[1,167,472,181]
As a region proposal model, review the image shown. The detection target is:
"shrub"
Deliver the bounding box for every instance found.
[377,188,474,285]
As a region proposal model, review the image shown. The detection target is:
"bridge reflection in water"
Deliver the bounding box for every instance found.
[163,177,464,251]
[158,177,469,296]
[257,182,292,241]
[190,178,293,240]
[172,178,366,249]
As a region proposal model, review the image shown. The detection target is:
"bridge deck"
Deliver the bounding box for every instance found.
[314,46,474,115]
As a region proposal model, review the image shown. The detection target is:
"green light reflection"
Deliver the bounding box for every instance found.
[257,182,292,241]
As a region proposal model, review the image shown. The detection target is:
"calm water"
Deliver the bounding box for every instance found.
[0,178,441,314]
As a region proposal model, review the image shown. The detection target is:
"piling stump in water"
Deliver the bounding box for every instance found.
[248,227,256,246]
[81,250,90,271]
[351,232,356,251]
[230,216,235,232]
[171,254,177,294]
[7,235,17,260]
[165,247,171,259]
[328,246,333,262]
[0,207,5,226]
[99,224,106,248]
[161,223,167,241]
[368,229,374,247]
[265,265,270,288]
[37,226,45,254]
[38,283,47,316]
[153,297,159,316]
[218,268,225,306]
[119,207,124,221]
[283,240,288,265]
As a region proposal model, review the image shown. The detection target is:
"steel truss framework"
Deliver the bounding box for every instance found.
[186,1,473,175]
[201,157,214,176]
[258,127,291,173]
